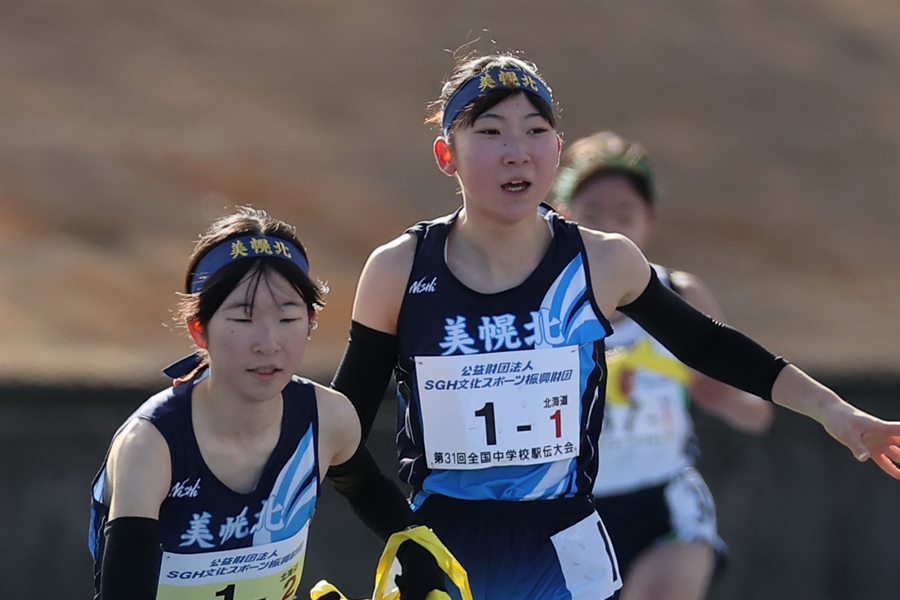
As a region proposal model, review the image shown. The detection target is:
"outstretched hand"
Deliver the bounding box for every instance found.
[860,426,900,479]
[771,366,900,480]
[822,404,900,479]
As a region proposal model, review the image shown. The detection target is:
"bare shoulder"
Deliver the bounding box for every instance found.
[106,417,171,519]
[578,226,652,315]
[353,232,418,333]
[669,269,725,319]
[579,226,646,271]
[313,382,359,424]
[313,382,361,470]
[364,232,418,275]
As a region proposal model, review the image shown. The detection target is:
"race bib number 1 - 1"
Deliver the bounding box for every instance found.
[416,346,581,470]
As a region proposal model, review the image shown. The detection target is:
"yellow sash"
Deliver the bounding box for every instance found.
[310,526,472,600]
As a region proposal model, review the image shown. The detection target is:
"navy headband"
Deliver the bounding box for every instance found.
[189,235,309,294]
[441,67,554,136]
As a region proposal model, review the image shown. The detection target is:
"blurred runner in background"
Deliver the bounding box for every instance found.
[555,131,773,600]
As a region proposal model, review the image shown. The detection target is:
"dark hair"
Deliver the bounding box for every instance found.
[555,131,656,206]
[176,206,325,336]
[426,52,557,140]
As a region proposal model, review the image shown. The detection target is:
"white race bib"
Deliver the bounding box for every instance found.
[156,525,307,600]
[416,346,581,470]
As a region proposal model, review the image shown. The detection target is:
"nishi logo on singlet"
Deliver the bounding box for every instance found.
[169,477,201,498]
[409,276,438,294]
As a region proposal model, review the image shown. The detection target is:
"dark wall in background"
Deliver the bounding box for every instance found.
[2,377,898,600]
[694,376,900,600]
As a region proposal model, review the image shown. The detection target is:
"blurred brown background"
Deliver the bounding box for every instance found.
[2,0,899,385]
[2,0,900,598]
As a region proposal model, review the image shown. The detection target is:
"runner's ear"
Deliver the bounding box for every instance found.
[434,137,456,176]
[187,319,207,349]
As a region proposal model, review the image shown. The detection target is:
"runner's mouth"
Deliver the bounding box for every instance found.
[501,180,531,192]
[250,367,281,374]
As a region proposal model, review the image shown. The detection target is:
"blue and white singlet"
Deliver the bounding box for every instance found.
[89,374,320,600]
[395,205,613,505]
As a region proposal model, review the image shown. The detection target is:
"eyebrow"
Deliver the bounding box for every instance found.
[278,301,306,309]
[476,109,544,122]
[221,300,305,311]
[222,301,252,311]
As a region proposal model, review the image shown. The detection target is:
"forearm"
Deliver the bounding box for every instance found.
[730,340,900,478]
[692,375,774,434]
[326,446,418,542]
[771,365,857,428]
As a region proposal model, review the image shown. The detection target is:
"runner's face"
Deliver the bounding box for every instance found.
[450,93,561,222]
[203,269,309,403]
[566,175,656,249]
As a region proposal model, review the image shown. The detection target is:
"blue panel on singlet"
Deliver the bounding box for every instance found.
[89,374,320,560]
[395,206,612,503]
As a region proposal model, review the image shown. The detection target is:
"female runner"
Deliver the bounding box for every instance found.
[555,131,773,600]
[90,207,442,600]
[331,52,900,600]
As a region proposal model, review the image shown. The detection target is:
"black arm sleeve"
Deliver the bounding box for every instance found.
[619,268,788,401]
[326,446,419,542]
[329,324,447,599]
[326,447,446,600]
[331,320,399,443]
[100,516,161,600]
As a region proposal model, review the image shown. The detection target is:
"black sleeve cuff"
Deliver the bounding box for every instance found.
[619,268,788,400]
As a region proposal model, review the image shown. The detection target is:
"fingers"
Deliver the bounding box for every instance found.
[860,431,900,460]
[871,453,900,481]
[885,445,900,463]
[858,428,900,479]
